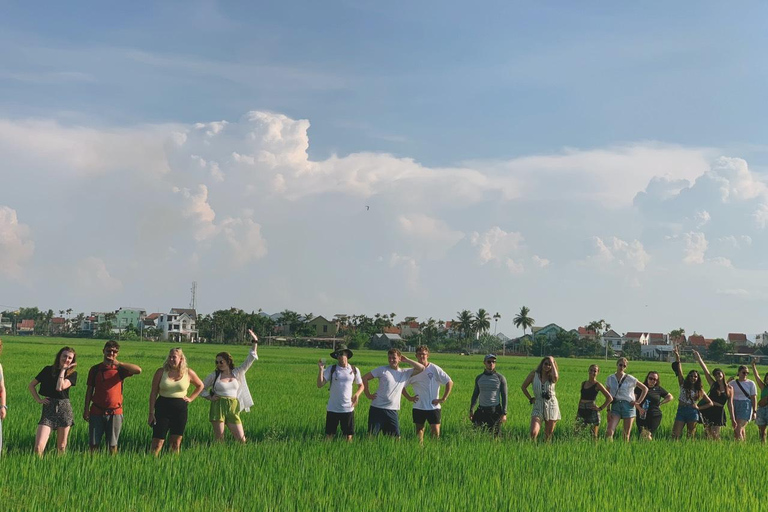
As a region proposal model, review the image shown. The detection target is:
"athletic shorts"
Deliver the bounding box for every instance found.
[89,414,124,447]
[756,407,768,426]
[609,400,636,419]
[39,398,74,429]
[734,400,753,421]
[325,411,355,436]
[153,396,189,439]
[675,405,699,423]
[368,406,400,437]
[412,408,441,426]
[209,397,242,424]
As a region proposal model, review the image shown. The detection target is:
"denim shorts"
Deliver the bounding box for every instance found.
[734,400,753,421]
[756,407,768,426]
[610,400,636,419]
[675,405,699,423]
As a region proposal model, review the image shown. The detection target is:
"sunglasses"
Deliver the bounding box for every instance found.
[215,360,226,365]
[648,376,658,381]
[618,364,626,367]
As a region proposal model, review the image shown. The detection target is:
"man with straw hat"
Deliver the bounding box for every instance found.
[317,344,364,441]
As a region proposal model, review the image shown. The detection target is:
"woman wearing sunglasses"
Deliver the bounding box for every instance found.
[521,356,560,442]
[729,364,757,441]
[201,329,259,442]
[693,350,732,440]
[635,371,673,440]
[605,357,648,441]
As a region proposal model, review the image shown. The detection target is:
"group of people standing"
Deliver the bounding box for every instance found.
[4,334,768,453]
[0,330,260,456]
[318,347,768,443]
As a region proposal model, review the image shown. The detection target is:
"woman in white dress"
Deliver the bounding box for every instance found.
[522,356,560,442]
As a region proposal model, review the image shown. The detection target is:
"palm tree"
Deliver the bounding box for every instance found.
[474,309,491,338]
[587,319,611,360]
[456,310,474,347]
[513,307,535,351]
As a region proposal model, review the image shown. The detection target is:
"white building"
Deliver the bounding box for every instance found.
[157,308,198,342]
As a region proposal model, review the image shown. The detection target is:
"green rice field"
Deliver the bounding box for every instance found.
[0,336,766,511]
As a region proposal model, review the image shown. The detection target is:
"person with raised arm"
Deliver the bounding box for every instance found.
[671,347,712,439]
[605,357,648,441]
[362,348,424,438]
[635,371,673,440]
[729,363,757,441]
[469,354,508,436]
[28,347,78,456]
[693,350,732,440]
[751,358,768,443]
[521,356,560,442]
[201,329,259,443]
[402,345,453,442]
[317,344,363,441]
[83,340,142,454]
[576,364,612,439]
[148,348,204,455]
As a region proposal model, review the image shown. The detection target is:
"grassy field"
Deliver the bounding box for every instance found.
[0,336,766,511]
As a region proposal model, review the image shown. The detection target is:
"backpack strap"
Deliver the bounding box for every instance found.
[210,370,221,396]
[328,365,337,391]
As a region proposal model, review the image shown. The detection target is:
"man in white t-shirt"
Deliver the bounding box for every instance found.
[362,348,425,437]
[317,344,364,441]
[402,345,453,442]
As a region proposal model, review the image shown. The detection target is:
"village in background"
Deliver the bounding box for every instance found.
[1,302,765,365]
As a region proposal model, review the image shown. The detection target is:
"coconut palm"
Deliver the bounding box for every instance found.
[456,310,474,342]
[474,309,491,335]
[513,306,534,336]
[587,319,611,360]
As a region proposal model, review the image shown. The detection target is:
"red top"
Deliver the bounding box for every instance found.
[87,363,130,415]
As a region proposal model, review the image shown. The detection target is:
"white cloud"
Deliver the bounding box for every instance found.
[532,255,550,268]
[470,227,525,267]
[221,218,268,266]
[505,259,524,274]
[717,235,752,249]
[706,156,768,203]
[0,206,34,279]
[174,184,218,241]
[397,214,464,258]
[752,204,768,229]
[388,253,420,289]
[588,236,650,272]
[74,257,122,293]
[708,257,732,268]
[693,209,711,228]
[682,231,707,265]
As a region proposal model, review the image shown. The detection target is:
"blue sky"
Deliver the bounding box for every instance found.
[2,1,768,338]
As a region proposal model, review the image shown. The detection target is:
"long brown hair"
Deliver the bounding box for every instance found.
[51,346,77,377]
[535,357,558,383]
[216,351,235,371]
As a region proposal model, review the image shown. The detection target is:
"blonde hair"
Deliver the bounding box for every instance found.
[163,347,188,377]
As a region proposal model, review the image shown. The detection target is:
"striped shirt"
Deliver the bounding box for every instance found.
[470,371,507,415]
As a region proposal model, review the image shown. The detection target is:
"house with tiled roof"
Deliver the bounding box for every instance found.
[576,326,597,340]
[18,319,35,335]
[648,333,668,346]
[688,334,711,348]
[399,321,421,338]
[728,333,749,350]
[158,308,198,342]
[50,317,66,334]
[602,329,625,351]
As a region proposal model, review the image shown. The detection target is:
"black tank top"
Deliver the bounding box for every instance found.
[707,382,728,406]
[581,382,599,400]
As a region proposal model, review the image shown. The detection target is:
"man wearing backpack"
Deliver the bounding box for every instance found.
[317,344,364,441]
[362,348,425,438]
[402,345,453,442]
[83,340,142,453]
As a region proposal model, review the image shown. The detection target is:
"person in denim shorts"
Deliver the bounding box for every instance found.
[751,359,768,443]
[729,364,757,441]
[605,358,648,441]
[671,347,712,439]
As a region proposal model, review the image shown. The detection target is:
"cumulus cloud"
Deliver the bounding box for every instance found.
[717,235,752,249]
[706,156,768,203]
[74,257,123,293]
[221,218,268,266]
[682,231,708,264]
[693,210,711,228]
[0,206,34,279]
[398,214,464,258]
[532,255,550,268]
[174,185,218,241]
[588,236,650,272]
[470,227,525,269]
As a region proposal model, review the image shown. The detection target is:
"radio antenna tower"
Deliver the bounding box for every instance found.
[190,281,197,310]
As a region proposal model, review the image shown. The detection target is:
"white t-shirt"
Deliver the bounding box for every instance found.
[370,365,414,410]
[606,373,639,403]
[407,362,452,411]
[730,379,757,400]
[323,364,363,413]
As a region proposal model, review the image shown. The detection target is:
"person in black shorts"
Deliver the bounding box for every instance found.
[635,371,673,440]
[576,364,612,439]
[693,350,732,440]
[469,355,507,436]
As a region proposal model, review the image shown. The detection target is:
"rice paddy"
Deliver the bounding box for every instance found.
[0,336,765,511]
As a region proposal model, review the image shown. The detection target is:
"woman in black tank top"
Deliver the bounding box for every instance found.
[693,350,732,439]
[576,364,612,439]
